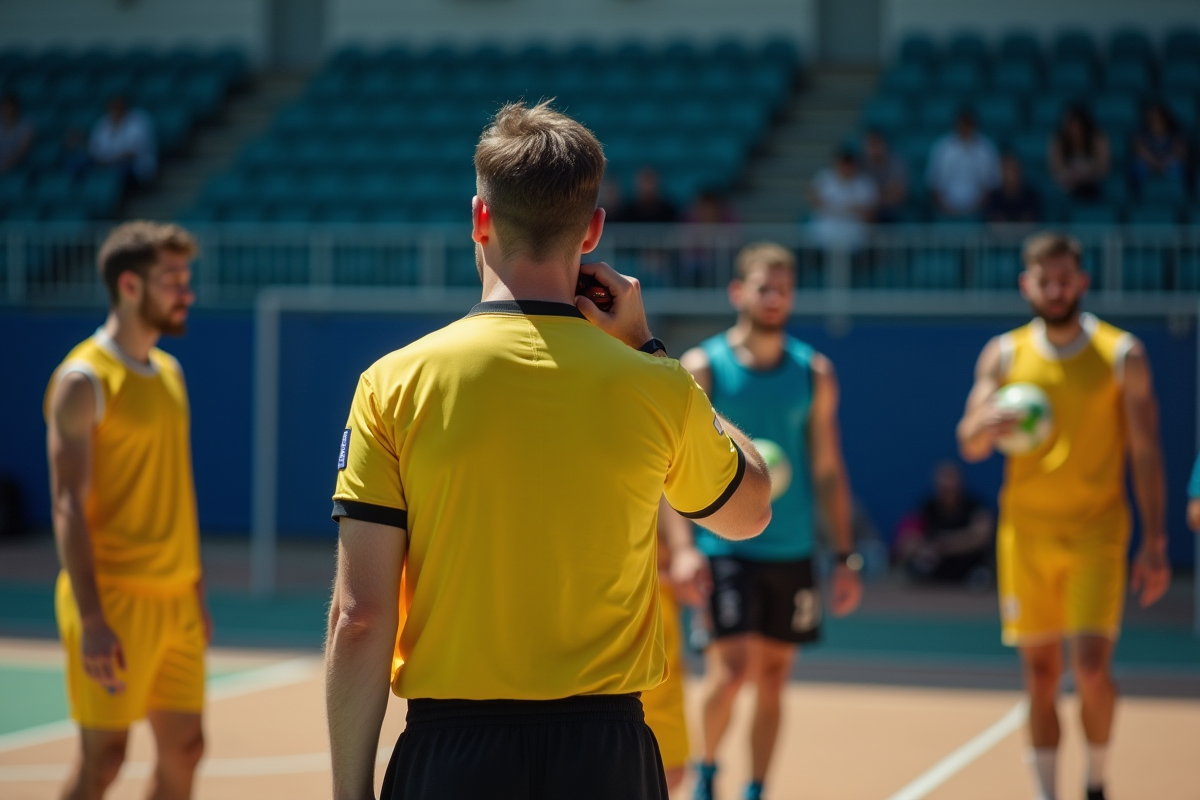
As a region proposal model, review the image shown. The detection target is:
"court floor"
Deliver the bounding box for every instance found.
[1,638,1196,800]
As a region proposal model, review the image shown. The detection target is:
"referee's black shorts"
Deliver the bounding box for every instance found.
[380,694,668,799]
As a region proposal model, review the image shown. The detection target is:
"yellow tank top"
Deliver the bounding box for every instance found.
[998,313,1133,525]
[45,330,200,593]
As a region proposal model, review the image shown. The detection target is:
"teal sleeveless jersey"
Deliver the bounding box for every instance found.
[695,333,816,561]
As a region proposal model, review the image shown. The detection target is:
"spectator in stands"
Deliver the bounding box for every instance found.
[926,109,1001,218]
[611,167,678,222]
[895,461,994,587]
[0,94,35,174]
[862,129,908,223]
[1132,102,1189,187]
[983,154,1043,224]
[684,188,738,224]
[1048,105,1110,201]
[88,95,157,186]
[809,147,877,248]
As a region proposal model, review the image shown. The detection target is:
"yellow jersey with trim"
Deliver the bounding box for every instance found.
[998,312,1134,525]
[45,330,201,593]
[333,300,744,701]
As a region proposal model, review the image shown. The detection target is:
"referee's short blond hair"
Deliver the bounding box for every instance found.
[735,242,796,280]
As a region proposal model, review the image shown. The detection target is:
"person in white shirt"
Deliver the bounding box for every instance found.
[808,148,878,248]
[926,111,1000,218]
[89,96,157,185]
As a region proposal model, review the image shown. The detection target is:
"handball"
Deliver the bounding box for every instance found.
[753,438,792,501]
[992,382,1054,455]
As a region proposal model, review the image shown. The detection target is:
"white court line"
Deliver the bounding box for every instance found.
[883,700,1028,800]
[0,656,321,755]
[0,744,391,782]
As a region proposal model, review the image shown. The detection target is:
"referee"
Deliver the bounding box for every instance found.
[325,101,773,800]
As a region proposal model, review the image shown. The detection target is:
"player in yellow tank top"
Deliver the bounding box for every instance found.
[958,233,1170,800]
[45,222,209,800]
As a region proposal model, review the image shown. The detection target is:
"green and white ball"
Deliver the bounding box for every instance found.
[753,438,793,501]
[992,382,1054,456]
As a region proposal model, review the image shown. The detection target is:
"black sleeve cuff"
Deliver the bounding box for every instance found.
[675,441,747,520]
[332,499,408,529]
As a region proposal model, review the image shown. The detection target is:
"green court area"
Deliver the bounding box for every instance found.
[0,664,68,735]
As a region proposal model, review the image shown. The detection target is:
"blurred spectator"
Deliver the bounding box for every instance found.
[61,127,92,180]
[926,110,1000,218]
[1048,105,1110,201]
[612,167,677,222]
[983,154,1043,224]
[684,189,737,224]
[89,96,157,186]
[0,94,35,174]
[895,462,994,586]
[862,129,908,222]
[598,177,623,214]
[808,147,877,248]
[1132,102,1189,187]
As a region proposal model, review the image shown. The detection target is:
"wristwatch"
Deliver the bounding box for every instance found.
[638,338,668,357]
[835,551,864,572]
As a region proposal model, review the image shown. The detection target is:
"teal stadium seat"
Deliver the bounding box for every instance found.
[1091,93,1139,135]
[1068,204,1121,225]
[1108,30,1155,63]
[1164,29,1200,61]
[80,170,123,217]
[862,96,910,134]
[938,61,985,94]
[1030,96,1068,129]
[975,95,1023,136]
[998,31,1042,63]
[1053,30,1099,63]
[1048,60,1096,94]
[1162,93,1197,131]
[898,34,938,65]
[1163,61,1200,93]
[1104,60,1153,93]
[1126,204,1180,225]
[1140,178,1187,204]
[884,63,931,95]
[992,60,1040,93]
[946,33,988,64]
[917,96,961,132]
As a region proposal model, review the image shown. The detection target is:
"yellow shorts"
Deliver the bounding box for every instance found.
[997,510,1129,646]
[642,581,690,770]
[56,572,206,729]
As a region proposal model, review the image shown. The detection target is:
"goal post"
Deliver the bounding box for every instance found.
[250,286,480,595]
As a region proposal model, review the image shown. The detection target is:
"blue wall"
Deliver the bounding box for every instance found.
[1,310,1194,565]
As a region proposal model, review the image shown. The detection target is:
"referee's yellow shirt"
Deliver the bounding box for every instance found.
[333,300,744,701]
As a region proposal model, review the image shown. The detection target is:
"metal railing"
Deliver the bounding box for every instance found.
[3,222,1199,315]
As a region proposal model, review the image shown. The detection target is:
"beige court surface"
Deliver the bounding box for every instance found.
[2,639,1197,800]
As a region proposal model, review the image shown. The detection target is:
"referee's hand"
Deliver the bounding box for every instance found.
[575,262,655,350]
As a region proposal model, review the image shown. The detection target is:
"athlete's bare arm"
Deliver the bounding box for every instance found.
[809,354,863,616]
[1189,497,1200,532]
[668,346,772,541]
[48,372,126,694]
[1122,343,1171,608]
[957,337,1019,462]
[658,496,710,605]
[326,518,406,800]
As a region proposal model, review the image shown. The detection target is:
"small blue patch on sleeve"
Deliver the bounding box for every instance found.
[338,428,351,470]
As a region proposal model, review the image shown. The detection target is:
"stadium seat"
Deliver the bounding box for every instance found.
[1161,92,1198,131]
[1052,30,1099,63]
[1140,178,1187,204]
[1101,175,1131,204]
[32,173,74,204]
[79,169,123,217]
[1163,61,1200,92]
[862,96,910,134]
[991,60,1040,93]
[946,33,988,64]
[1104,60,1153,93]
[938,61,985,93]
[1164,28,1200,61]
[975,95,1023,136]
[999,31,1042,63]
[1030,96,1068,129]
[898,34,938,64]
[1108,30,1155,63]
[1068,204,1121,225]
[1048,60,1096,93]
[1091,93,1139,134]
[917,96,961,132]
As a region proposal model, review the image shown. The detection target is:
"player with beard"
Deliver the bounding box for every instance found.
[46,222,211,800]
[661,242,863,800]
[958,232,1170,800]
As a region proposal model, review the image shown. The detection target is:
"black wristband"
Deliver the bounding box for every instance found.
[638,338,668,357]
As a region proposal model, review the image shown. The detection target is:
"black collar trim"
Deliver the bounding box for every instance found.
[465,300,586,319]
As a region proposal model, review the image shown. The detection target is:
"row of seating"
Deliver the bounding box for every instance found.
[0,169,124,222]
[895,28,1200,66]
[189,40,799,224]
[883,59,1200,97]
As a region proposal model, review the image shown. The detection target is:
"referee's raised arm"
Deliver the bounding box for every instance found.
[325,100,769,800]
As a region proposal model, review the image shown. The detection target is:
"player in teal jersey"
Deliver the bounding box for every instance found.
[662,243,863,800]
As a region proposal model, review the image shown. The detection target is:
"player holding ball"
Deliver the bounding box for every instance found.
[957,232,1171,800]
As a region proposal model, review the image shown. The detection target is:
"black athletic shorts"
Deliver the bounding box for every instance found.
[707,556,822,644]
[380,694,668,799]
